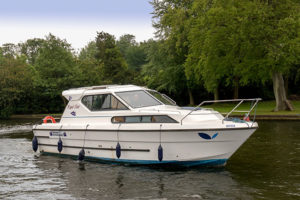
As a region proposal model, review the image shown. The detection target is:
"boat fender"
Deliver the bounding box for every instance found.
[43,116,56,123]
[116,142,121,158]
[158,144,163,162]
[32,136,38,152]
[78,148,85,161]
[243,115,250,121]
[57,138,63,153]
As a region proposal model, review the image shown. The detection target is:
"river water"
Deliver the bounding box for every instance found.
[0,119,299,200]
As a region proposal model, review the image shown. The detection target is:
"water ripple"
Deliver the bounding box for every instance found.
[0,120,299,200]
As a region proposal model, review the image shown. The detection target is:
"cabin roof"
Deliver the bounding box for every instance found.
[62,85,147,101]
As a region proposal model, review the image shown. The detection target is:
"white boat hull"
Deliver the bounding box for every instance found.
[33,126,256,167]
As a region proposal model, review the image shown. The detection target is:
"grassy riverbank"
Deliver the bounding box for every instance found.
[203,100,300,120]
[203,100,300,115]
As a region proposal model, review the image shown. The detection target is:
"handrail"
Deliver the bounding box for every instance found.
[180,98,262,125]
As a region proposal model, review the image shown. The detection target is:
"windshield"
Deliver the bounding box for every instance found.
[116,90,162,108]
[147,90,176,105]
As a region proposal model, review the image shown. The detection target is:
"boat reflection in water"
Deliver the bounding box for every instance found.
[32,85,261,167]
[35,155,255,200]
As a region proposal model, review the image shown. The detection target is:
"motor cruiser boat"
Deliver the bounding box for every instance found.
[32,85,261,167]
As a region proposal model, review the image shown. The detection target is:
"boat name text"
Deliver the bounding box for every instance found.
[67,104,80,109]
[49,131,67,137]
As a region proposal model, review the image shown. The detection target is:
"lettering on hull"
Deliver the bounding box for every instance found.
[49,131,67,137]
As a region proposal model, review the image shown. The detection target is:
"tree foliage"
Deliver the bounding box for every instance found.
[77,41,102,86]
[148,0,197,104]
[0,53,33,118]
[152,0,300,109]
[95,31,132,84]
[117,34,147,72]
[1,0,300,118]
[142,39,188,101]
[35,34,78,110]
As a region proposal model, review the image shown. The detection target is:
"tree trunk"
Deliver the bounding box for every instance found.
[233,77,239,99]
[284,76,289,97]
[272,72,293,111]
[214,86,219,100]
[188,88,195,105]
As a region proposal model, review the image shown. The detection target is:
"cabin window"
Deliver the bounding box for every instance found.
[147,90,176,105]
[111,115,178,123]
[116,90,161,108]
[82,94,128,111]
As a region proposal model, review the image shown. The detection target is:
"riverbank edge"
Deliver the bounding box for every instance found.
[10,114,300,121]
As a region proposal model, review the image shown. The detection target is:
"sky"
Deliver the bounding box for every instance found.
[0,0,155,50]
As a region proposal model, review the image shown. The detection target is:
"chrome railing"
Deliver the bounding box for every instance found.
[180,98,262,124]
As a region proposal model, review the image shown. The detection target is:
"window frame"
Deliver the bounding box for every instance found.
[111,115,179,124]
[81,93,129,111]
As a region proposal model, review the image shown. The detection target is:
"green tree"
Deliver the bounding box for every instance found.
[34,34,79,112]
[117,34,136,56]
[77,41,103,86]
[20,38,45,65]
[125,45,147,72]
[0,53,33,118]
[159,0,300,110]
[186,0,248,100]
[142,39,189,104]
[117,34,147,72]
[1,43,20,58]
[95,31,132,84]
[149,0,196,104]
[249,0,300,111]
[79,41,97,61]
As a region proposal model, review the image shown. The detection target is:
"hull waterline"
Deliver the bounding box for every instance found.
[41,152,228,167]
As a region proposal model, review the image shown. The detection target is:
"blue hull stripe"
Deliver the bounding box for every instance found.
[41,152,227,167]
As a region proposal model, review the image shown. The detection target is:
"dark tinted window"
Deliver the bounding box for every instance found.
[82,94,128,111]
[112,115,177,123]
[152,115,177,123]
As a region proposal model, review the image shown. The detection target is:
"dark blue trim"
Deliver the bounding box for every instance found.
[41,152,227,167]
